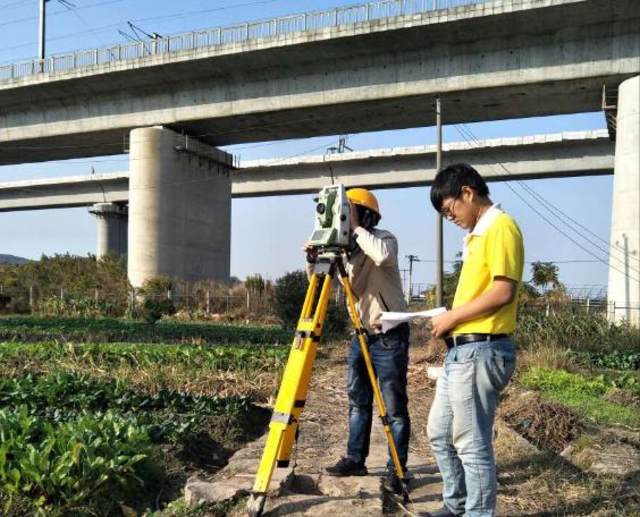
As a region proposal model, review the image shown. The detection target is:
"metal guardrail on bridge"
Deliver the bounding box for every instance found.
[0,0,486,82]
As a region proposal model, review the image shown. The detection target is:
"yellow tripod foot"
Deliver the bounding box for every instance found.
[246,493,266,517]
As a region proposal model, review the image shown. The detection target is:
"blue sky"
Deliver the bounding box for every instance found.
[0,0,612,293]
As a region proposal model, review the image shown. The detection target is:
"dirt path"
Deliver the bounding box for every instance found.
[185,341,638,516]
[186,342,445,516]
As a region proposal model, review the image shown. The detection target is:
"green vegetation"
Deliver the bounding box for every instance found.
[521,367,640,428]
[516,308,640,356]
[0,316,291,344]
[0,254,129,315]
[274,270,347,335]
[0,373,250,441]
[0,317,290,516]
[0,408,159,516]
[0,341,288,373]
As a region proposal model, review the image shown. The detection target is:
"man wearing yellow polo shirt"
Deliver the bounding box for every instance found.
[423,163,524,517]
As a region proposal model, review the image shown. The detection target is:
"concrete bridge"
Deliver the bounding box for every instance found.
[0,0,638,323]
[0,0,638,164]
[0,131,613,211]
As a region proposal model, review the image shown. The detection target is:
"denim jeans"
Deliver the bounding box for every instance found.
[427,338,516,517]
[346,331,410,471]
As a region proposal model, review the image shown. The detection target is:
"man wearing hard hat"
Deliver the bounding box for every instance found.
[306,187,410,494]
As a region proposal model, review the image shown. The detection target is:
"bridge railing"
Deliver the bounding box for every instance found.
[0,0,485,82]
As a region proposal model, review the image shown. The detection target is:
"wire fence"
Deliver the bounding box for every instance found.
[1,282,637,324]
[0,0,487,82]
[0,285,274,317]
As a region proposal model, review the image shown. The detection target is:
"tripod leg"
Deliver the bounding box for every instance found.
[248,271,333,516]
[339,269,409,499]
[275,271,333,466]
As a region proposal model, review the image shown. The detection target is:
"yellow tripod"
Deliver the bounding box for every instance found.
[247,250,408,517]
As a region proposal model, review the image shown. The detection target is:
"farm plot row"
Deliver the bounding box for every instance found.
[0,332,289,516]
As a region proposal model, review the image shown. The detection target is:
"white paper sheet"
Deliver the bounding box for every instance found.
[379,307,447,333]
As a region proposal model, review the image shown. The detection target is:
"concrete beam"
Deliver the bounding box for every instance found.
[0,131,614,211]
[0,173,129,211]
[0,0,637,164]
[233,131,614,197]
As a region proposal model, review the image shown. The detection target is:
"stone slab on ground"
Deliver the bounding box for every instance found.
[184,435,294,507]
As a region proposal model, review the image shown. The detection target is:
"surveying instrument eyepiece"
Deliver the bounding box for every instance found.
[247,184,410,517]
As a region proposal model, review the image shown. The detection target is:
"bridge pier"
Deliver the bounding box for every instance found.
[608,75,640,326]
[127,126,232,288]
[89,202,128,259]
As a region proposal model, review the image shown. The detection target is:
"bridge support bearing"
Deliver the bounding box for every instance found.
[89,202,128,259]
[127,126,232,288]
[608,75,640,326]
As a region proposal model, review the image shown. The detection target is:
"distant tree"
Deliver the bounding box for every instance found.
[245,274,266,296]
[531,261,560,291]
[139,276,175,324]
[274,270,346,335]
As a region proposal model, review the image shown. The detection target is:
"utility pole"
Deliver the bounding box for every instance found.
[435,97,444,306]
[39,0,75,66]
[399,268,409,299]
[406,255,420,303]
[39,0,47,62]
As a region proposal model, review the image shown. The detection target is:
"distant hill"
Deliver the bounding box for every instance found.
[0,254,30,265]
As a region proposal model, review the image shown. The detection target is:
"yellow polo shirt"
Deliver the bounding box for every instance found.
[452,206,524,334]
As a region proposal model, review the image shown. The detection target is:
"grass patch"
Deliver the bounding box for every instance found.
[516,308,640,356]
[520,368,640,428]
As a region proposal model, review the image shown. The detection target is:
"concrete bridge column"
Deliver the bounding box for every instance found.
[608,75,640,326]
[127,126,232,288]
[89,202,128,259]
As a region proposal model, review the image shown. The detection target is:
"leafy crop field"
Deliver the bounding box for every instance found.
[0,316,290,345]
[0,317,290,516]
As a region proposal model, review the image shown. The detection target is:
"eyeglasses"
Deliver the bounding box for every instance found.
[440,197,458,220]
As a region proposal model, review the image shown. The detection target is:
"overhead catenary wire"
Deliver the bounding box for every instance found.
[0,0,283,54]
[0,0,31,10]
[0,0,126,30]
[456,123,631,259]
[454,123,640,277]
[455,123,639,281]
[452,124,639,284]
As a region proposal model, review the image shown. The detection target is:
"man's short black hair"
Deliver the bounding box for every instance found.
[430,163,490,212]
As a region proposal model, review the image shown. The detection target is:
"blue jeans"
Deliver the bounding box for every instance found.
[427,338,516,517]
[346,331,410,471]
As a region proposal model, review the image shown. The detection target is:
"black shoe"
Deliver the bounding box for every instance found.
[418,506,461,517]
[325,457,368,477]
[382,470,404,495]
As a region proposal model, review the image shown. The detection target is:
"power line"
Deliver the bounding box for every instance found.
[455,123,639,277]
[452,124,639,284]
[0,0,125,30]
[0,0,282,54]
[0,0,30,10]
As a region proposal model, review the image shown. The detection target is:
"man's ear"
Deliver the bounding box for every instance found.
[460,185,474,202]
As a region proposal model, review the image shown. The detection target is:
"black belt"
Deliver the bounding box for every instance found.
[383,322,410,339]
[444,333,509,349]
